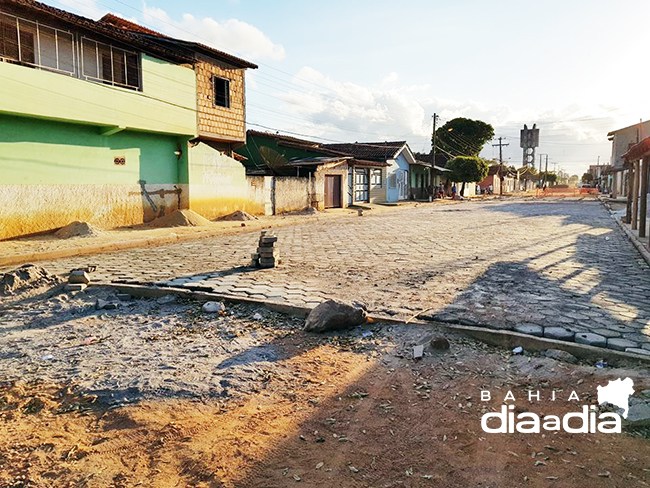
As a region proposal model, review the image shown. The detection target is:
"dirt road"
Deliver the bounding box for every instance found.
[1,285,649,487]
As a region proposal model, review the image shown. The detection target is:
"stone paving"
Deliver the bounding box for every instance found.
[5,198,650,354]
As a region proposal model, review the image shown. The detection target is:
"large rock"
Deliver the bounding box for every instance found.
[304,300,367,333]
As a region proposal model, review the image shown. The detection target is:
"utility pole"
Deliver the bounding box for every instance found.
[492,137,509,195]
[431,113,439,198]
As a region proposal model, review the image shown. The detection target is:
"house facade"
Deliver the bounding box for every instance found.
[607,120,650,198]
[478,165,518,194]
[0,0,256,239]
[322,141,414,204]
[237,130,352,211]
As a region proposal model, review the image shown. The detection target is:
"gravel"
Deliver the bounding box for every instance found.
[0,284,305,405]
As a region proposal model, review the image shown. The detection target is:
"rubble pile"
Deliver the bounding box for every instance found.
[251,231,280,268]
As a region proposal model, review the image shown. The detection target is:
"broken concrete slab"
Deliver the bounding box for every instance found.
[625,402,650,427]
[304,299,367,333]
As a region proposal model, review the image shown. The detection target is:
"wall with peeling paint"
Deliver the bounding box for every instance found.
[0,114,190,239]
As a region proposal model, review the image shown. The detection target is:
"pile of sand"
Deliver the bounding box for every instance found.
[1,264,58,295]
[219,210,258,221]
[147,209,213,228]
[54,221,102,239]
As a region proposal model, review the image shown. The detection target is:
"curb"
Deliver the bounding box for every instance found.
[602,200,650,267]
[97,283,650,368]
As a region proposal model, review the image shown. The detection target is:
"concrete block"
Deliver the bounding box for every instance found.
[606,338,639,351]
[413,345,424,359]
[514,324,544,337]
[574,332,607,348]
[543,327,575,341]
[68,270,90,284]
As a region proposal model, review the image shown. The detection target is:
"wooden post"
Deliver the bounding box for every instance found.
[640,156,649,238]
[625,164,633,224]
[632,160,640,230]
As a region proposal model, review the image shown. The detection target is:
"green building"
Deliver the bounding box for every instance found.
[0,0,256,239]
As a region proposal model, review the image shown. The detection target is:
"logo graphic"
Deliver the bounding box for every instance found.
[480,377,634,434]
[597,378,635,418]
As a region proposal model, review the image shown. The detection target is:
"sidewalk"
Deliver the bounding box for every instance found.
[602,198,650,266]
[0,200,450,269]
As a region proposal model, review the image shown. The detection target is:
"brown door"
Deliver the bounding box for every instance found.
[325,175,342,208]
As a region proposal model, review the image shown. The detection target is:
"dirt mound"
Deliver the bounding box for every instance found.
[147,209,213,228]
[219,210,258,221]
[54,221,102,239]
[1,264,57,295]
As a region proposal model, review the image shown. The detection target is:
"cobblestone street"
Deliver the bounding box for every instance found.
[9,198,650,353]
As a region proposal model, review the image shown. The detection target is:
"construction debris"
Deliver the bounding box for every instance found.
[1,264,57,295]
[251,231,281,268]
[65,268,93,292]
[68,270,90,285]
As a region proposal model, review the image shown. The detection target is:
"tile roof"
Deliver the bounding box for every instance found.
[3,0,256,68]
[321,141,407,161]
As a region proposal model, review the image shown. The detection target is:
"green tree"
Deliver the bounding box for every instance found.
[446,156,489,196]
[434,118,495,158]
[569,174,580,185]
[581,172,594,184]
[540,171,558,185]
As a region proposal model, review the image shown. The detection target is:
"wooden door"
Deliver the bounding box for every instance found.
[325,175,341,208]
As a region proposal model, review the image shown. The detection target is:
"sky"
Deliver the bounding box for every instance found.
[49,0,650,176]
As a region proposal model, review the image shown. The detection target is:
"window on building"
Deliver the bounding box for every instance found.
[81,37,141,90]
[354,168,369,202]
[371,169,382,187]
[389,173,397,188]
[213,76,230,108]
[0,12,75,74]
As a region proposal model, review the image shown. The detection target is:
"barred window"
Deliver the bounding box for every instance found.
[82,37,140,90]
[0,12,75,74]
[371,169,382,187]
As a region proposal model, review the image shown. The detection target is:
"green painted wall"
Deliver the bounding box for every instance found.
[0,114,188,185]
[0,54,197,136]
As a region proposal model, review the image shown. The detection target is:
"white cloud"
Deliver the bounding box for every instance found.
[141,3,285,61]
[253,67,617,172]
[56,0,104,19]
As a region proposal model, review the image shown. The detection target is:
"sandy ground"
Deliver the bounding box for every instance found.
[1,282,649,487]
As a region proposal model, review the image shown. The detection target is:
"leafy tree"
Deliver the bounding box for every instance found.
[446,156,489,196]
[539,171,558,184]
[434,118,494,158]
[581,172,594,184]
[569,174,580,185]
